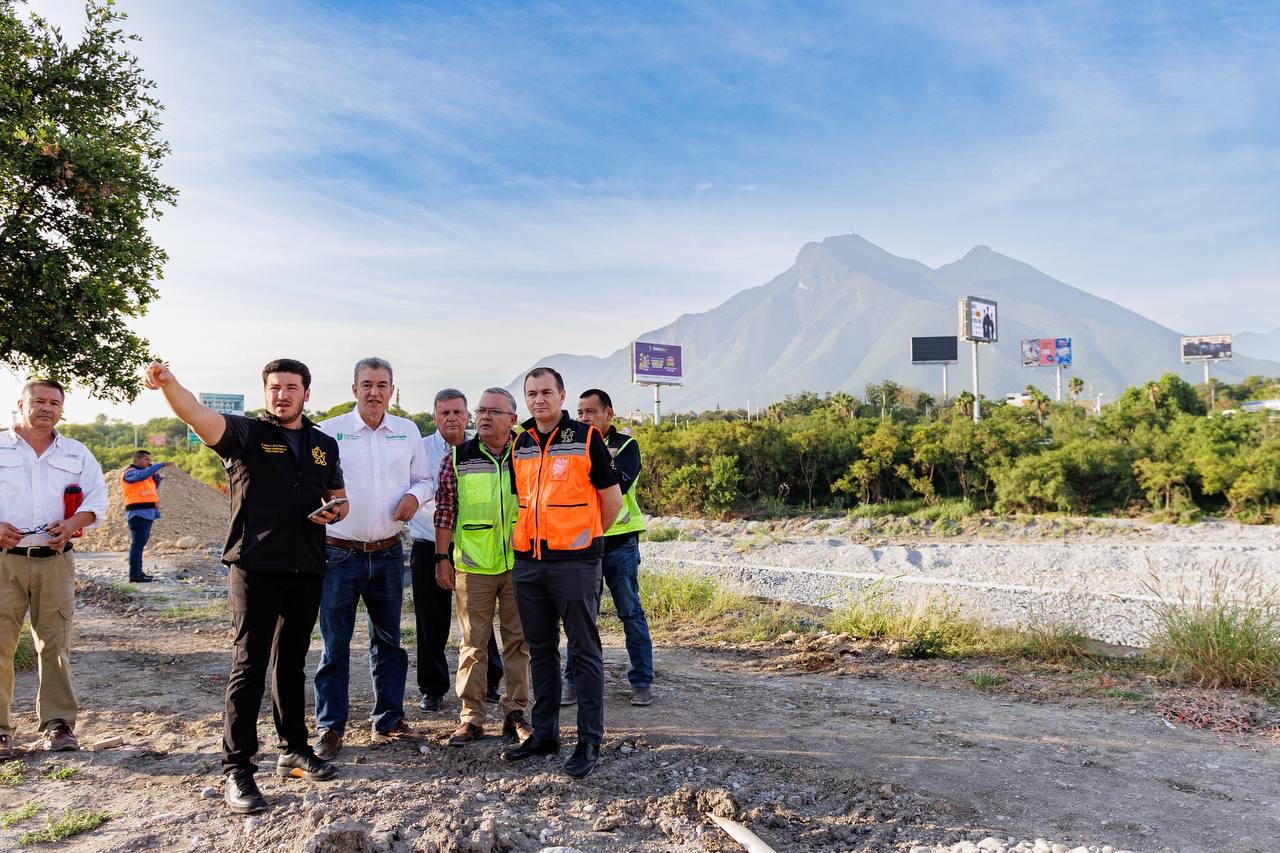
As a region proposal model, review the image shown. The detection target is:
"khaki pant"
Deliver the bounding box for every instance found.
[0,550,78,737]
[455,569,529,727]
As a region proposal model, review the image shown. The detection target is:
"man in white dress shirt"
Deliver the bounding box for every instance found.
[313,358,432,759]
[1,379,108,757]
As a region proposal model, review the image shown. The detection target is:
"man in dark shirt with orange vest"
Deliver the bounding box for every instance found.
[121,450,173,583]
[502,367,621,779]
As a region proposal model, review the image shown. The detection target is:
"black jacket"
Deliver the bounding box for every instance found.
[211,414,344,574]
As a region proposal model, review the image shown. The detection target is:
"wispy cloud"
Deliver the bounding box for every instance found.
[8,0,1279,421]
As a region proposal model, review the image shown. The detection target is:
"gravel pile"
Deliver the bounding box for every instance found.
[642,515,1280,646]
[79,465,229,552]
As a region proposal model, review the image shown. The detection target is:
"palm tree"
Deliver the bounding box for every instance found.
[1024,384,1051,427]
[1068,376,1084,401]
[955,390,975,419]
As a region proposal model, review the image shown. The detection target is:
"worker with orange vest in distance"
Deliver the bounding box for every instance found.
[121,449,173,583]
[501,366,622,780]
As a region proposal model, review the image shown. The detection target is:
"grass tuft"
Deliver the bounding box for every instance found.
[41,766,78,782]
[824,583,985,659]
[998,620,1094,663]
[966,671,1008,689]
[19,810,111,845]
[1107,689,1148,702]
[0,760,23,786]
[0,802,39,829]
[158,601,227,623]
[641,525,685,542]
[1145,569,1280,692]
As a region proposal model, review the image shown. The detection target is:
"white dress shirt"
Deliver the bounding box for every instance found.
[318,410,432,543]
[407,430,449,542]
[0,429,108,547]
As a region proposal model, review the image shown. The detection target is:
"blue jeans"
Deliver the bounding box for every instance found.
[565,537,653,689]
[126,516,153,579]
[314,543,408,736]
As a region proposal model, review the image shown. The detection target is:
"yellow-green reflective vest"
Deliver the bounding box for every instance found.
[605,434,647,537]
[452,436,518,574]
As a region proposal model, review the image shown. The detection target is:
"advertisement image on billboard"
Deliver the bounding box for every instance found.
[191,393,246,444]
[961,297,998,343]
[1021,338,1072,367]
[910,336,959,364]
[1181,335,1232,362]
[631,341,683,385]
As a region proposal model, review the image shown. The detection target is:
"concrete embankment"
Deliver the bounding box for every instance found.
[641,517,1280,646]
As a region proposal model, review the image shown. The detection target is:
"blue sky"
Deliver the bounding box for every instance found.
[6,0,1279,421]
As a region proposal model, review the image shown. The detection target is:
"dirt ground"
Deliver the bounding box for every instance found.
[2,550,1278,853]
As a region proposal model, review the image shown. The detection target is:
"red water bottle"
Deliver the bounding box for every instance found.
[64,484,84,538]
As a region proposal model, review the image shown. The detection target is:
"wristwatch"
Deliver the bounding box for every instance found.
[434,553,450,563]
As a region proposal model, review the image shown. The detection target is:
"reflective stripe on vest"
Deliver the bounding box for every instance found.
[120,469,159,509]
[511,421,603,558]
[605,435,646,537]
[452,440,518,574]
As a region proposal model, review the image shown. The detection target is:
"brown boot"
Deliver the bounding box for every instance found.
[447,722,483,747]
[314,729,342,761]
[45,723,78,752]
[501,710,533,743]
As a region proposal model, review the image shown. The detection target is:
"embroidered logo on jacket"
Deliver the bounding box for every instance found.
[312,446,328,466]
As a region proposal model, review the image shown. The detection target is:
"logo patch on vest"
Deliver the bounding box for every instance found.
[311,446,328,466]
[550,457,569,480]
[260,443,286,454]
[558,429,575,444]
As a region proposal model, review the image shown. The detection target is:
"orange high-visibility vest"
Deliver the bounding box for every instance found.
[511,415,603,558]
[121,469,159,509]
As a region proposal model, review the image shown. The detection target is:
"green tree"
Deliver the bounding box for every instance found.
[1067,376,1085,401]
[1,1,176,401]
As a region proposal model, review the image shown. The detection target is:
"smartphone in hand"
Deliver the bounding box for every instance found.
[308,497,348,519]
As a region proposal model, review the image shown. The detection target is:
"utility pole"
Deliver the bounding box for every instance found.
[1055,364,1063,402]
[971,339,981,422]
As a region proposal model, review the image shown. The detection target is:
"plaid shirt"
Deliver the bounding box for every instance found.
[432,452,458,532]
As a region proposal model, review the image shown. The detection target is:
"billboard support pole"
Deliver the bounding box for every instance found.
[653,384,662,425]
[1204,362,1213,412]
[1055,365,1063,402]
[941,365,948,403]
[971,340,981,423]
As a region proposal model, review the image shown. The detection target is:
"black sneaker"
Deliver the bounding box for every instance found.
[276,750,338,781]
[129,572,156,583]
[419,693,443,713]
[485,684,501,704]
[224,770,268,814]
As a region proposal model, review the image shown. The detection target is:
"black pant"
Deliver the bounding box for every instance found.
[410,539,502,700]
[513,556,603,745]
[222,566,323,774]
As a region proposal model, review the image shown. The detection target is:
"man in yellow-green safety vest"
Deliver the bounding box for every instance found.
[433,387,533,747]
[562,388,654,708]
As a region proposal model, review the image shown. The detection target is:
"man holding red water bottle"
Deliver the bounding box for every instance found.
[0,379,108,758]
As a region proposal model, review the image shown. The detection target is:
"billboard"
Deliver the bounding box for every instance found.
[911,336,959,364]
[1020,338,1072,367]
[960,297,998,343]
[191,393,246,444]
[631,341,683,385]
[1181,335,1232,362]
[199,393,246,414]
[148,433,168,447]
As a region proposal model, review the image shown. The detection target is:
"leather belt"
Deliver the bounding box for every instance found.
[3,544,72,559]
[325,536,399,553]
